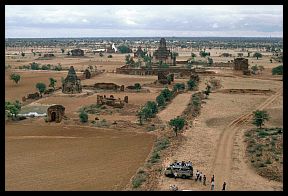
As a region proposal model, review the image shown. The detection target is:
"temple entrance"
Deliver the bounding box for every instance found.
[51,112,56,122]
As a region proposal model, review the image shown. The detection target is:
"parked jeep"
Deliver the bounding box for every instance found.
[164,162,193,179]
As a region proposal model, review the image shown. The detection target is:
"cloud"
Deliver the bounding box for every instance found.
[5,5,283,38]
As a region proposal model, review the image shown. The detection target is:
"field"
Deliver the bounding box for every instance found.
[5,40,283,191]
[5,124,155,191]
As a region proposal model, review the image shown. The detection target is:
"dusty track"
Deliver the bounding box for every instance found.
[157,92,192,123]
[211,87,282,190]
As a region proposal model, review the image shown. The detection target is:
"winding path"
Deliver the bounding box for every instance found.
[211,87,282,190]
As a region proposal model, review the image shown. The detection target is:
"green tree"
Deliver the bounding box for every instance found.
[5,100,21,118]
[79,111,88,123]
[21,52,25,57]
[199,50,210,57]
[167,74,173,84]
[187,79,196,91]
[160,88,173,101]
[250,65,259,74]
[134,83,141,90]
[272,65,283,75]
[107,54,113,58]
[118,45,131,53]
[173,83,185,92]
[169,117,186,136]
[146,101,158,115]
[30,62,40,70]
[10,73,21,84]
[138,105,152,122]
[252,110,270,129]
[156,94,166,107]
[253,52,262,60]
[49,78,57,90]
[36,83,46,97]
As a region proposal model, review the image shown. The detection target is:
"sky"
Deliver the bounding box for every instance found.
[5,5,283,38]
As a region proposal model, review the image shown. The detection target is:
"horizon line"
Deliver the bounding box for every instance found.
[5,36,283,39]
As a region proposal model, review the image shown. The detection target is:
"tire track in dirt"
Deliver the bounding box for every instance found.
[211,87,282,190]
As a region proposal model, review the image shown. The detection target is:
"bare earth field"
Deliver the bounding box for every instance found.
[5,70,67,102]
[156,76,282,191]
[5,124,155,191]
[5,47,283,191]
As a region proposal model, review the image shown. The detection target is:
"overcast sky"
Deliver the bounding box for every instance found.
[5,5,283,38]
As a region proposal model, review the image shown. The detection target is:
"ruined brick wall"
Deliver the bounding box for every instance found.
[47,105,65,123]
[94,83,120,90]
[97,94,127,108]
[71,49,84,56]
[234,58,249,70]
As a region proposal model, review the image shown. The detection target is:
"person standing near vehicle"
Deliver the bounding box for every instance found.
[195,170,200,181]
[222,182,226,191]
[203,175,206,186]
[211,175,215,183]
[211,181,215,191]
[174,171,178,180]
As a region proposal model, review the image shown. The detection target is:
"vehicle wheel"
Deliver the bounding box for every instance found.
[182,175,186,179]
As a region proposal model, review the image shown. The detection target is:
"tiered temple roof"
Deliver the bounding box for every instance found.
[153,38,172,61]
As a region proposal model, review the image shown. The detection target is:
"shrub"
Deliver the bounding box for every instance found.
[258,130,269,138]
[160,88,172,101]
[187,79,197,91]
[272,65,283,75]
[79,111,88,123]
[41,64,49,70]
[107,54,113,58]
[132,172,146,188]
[156,94,166,107]
[145,101,158,115]
[54,63,62,71]
[154,137,170,151]
[173,83,185,92]
[134,83,141,90]
[149,152,160,163]
[30,62,40,70]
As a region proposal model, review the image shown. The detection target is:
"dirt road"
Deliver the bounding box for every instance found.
[156,88,282,191]
[212,87,282,190]
[157,92,192,123]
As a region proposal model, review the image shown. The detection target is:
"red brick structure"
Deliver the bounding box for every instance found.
[47,105,65,123]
